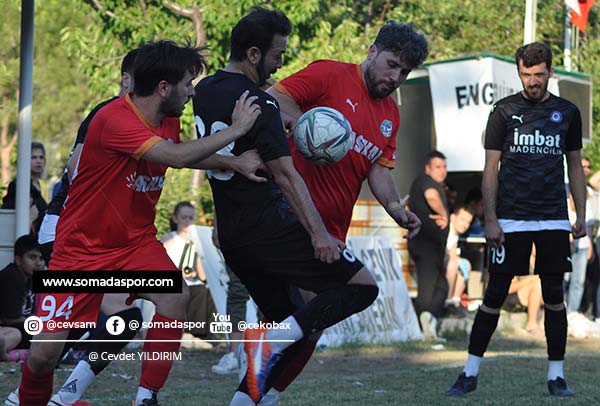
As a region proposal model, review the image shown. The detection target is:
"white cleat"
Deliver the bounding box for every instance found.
[211,352,239,375]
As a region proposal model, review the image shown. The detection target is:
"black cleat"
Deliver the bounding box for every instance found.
[447,372,478,397]
[547,377,574,396]
[135,397,159,406]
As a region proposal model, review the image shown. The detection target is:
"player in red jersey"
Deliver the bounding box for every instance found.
[261,22,428,404]
[16,40,261,406]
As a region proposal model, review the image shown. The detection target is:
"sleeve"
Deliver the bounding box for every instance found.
[75,98,115,146]
[1,181,16,209]
[0,272,23,320]
[565,106,582,151]
[274,60,333,108]
[253,102,291,163]
[483,104,506,150]
[376,103,400,169]
[99,113,163,160]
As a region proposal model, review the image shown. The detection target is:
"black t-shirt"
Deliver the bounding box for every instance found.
[2,180,47,236]
[408,173,449,246]
[193,70,296,250]
[485,93,582,220]
[0,263,33,322]
[47,97,118,215]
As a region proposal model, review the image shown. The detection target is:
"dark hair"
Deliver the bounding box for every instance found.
[31,141,45,157]
[454,204,475,215]
[133,40,207,97]
[14,234,40,257]
[230,7,292,62]
[121,48,140,75]
[515,42,552,70]
[374,21,429,68]
[465,187,482,204]
[169,201,194,231]
[426,150,446,163]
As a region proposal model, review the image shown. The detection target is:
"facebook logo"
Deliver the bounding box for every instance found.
[106,315,126,336]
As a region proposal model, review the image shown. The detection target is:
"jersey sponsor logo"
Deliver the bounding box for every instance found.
[510,129,562,155]
[353,134,384,163]
[380,120,393,138]
[126,171,165,192]
[550,111,563,123]
[346,98,358,112]
[266,99,278,109]
[511,114,524,124]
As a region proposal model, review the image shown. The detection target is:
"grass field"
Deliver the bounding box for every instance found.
[1,330,599,405]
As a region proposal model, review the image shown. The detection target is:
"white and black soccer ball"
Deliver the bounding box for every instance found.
[293,106,354,165]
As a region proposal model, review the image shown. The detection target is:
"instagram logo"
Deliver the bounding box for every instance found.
[24,316,44,335]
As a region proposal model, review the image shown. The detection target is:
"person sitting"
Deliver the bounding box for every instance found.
[0,326,23,362]
[445,206,474,317]
[504,275,544,335]
[0,235,44,355]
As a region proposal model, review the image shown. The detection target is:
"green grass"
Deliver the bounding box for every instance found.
[1,334,599,405]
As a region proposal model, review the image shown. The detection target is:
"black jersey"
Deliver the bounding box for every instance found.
[484,92,582,221]
[193,70,296,250]
[47,97,118,215]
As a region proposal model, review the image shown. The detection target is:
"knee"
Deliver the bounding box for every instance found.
[541,277,564,305]
[27,347,59,374]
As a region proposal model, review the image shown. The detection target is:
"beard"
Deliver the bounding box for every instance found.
[523,81,549,102]
[160,89,185,117]
[365,64,396,99]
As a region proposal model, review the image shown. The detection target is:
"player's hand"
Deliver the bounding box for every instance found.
[312,232,342,264]
[485,219,505,249]
[572,218,587,239]
[233,149,269,183]
[393,208,421,239]
[231,91,261,136]
[429,213,448,229]
[281,111,298,138]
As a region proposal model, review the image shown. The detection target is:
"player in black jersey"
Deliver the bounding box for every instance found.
[448,42,587,397]
[193,7,379,406]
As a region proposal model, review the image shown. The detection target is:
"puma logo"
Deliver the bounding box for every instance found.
[512,114,524,124]
[266,99,278,109]
[346,98,358,112]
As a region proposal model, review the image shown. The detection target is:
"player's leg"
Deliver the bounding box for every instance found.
[447,232,532,397]
[51,294,142,405]
[0,327,21,361]
[535,230,572,396]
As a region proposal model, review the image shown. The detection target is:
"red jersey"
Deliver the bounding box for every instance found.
[51,94,180,268]
[274,60,399,241]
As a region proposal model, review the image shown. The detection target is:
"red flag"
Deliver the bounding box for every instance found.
[571,0,595,32]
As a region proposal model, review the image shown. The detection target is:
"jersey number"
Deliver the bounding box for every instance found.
[39,295,74,321]
[490,245,506,265]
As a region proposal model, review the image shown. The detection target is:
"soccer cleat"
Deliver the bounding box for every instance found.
[48,393,90,406]
[244,328,282,402]
[547,377,574,396]
[419,311,439,340]
[258,388,281,406]
[211,351,239,375]
[447,372,478,397]
[133,399,159,406]
[4,390,18,406]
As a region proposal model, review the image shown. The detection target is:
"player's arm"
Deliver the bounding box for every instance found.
[367,163,421,239]
[424,187,448,229]
[266,86,303,135]
[266,156,342,263]
[482,149,503,248]
[188,149,268,183]
[566,149,587,239]
[66,143,83,183]
[142,91,261,168]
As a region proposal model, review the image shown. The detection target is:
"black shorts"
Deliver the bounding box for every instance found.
[222,223,364,322]
[488,230,571,276]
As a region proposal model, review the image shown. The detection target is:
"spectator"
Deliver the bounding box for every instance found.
[464,187,484,237]
[2,142,48,236]
[210,216,251,376]
[505,275,544,335]
[0,235,44,353]
[161,201,214,350]
[445,205,474,317]
[0,326,22,362]
[408,150,449,339]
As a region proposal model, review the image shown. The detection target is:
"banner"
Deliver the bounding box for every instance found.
[317,236,423,347]
[429,57,559,171]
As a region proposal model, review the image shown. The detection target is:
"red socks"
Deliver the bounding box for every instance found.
[273,336,318,392]
[139,312,184,391]
[19,360,54,406]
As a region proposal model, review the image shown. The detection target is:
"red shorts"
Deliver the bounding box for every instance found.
[37,240,177,332]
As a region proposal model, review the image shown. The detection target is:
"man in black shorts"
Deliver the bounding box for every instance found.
[447,42,586,397]
[193,7,379,405]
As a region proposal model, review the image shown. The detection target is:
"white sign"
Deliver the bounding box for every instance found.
[428,57,559,171]
[317,236,423,347]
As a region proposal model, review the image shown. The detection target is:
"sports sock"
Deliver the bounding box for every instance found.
[138,312,183,393]
[293,284,378,335]
[467,308,500,357]
[547,360,564,381]
[19,360,54,406]
[272,335,318,392]
[229,391,255,406]
[544,306,567,361]
[266,316,303,354]
[55,360,95,403]
[463,354,482,377]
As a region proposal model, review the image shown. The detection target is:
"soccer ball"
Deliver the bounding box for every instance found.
[293,106,354,165]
